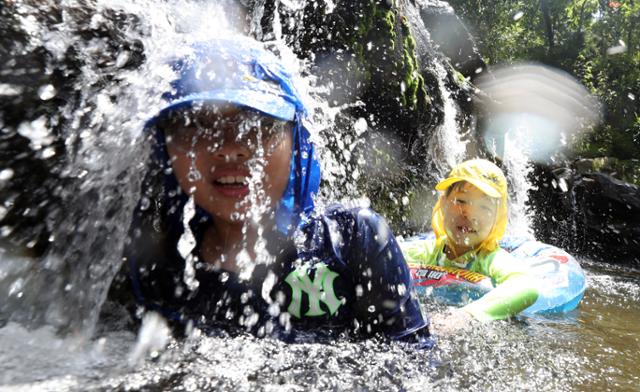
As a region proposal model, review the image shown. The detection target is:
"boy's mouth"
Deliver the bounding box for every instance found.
[458,225,476,234]
[214,175,248,185]
[211,173,250,198]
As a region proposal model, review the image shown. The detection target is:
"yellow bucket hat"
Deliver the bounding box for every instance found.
[431,159,509,255]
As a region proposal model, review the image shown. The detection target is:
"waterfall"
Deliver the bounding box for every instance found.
[0,0,255,336]
[502,133,535,239]
[427,59,467,178]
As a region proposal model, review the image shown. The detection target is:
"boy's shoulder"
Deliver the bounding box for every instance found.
[305,203,390,231]
[490,246,524,267]
[492,246,517,261]
[480,246,530,275]
[318,203,382,219]
[295,203,396,258]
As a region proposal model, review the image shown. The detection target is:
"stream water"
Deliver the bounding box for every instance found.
[1,1,639,391]
[0,259,638,391]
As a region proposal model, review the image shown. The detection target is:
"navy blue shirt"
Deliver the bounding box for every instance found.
[125,205,430,341]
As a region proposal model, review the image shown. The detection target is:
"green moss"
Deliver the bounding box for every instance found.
[399,15,427,111]
[575,157,640,186]
[453,69,467,85]
[342,0,428,113]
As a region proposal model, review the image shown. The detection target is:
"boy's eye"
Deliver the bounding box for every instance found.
[169,127,219,142]
[163,112,291,153]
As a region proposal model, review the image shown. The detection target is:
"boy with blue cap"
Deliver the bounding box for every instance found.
[120,37,430,344]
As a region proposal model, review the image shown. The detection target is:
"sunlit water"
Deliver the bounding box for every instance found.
[0,260,637,391]
[1,1,639,391]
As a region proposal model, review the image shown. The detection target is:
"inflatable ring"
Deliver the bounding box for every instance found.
[405,233,586,315]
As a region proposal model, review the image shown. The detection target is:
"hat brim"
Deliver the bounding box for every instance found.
[435,177,502,198]
[145,89,297,128]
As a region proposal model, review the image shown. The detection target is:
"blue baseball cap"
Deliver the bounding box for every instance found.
[148,38,305,125]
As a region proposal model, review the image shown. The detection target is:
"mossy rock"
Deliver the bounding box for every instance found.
[271,0,438,132]
[574,157,640,187]
[250,0,477,231]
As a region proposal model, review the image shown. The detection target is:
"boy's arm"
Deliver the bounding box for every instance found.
[399,238,437,266]
[462,250,539,321]
[348,208,431,342]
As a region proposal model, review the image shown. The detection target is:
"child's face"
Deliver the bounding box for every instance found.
[163,106,293,224]
[442,182,498,252]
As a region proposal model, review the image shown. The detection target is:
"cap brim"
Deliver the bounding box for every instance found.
[145,89,297,128]
[435,177,501,198]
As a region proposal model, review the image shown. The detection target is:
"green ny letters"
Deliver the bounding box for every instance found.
[285,262,342,318]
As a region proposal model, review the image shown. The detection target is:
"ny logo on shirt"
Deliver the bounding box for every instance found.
[285,262,342,318]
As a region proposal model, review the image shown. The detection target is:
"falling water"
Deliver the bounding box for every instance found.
[502,131,535,238]
[0,0,286,335]
[427,60,467,178]
[1,1,638,391]
[2,0,155,334]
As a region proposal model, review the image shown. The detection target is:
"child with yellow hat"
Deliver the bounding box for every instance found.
[401,159,539,325]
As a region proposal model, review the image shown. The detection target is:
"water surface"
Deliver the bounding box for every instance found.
[1,259,637,391]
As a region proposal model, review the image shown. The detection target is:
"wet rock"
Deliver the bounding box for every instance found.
[574,157,640,186]
[0,1,149,332]
[249,0,479,230]
[268,0,441,131]
[530,164,640,266]
[414,0,485,78]
[0,1,145,256]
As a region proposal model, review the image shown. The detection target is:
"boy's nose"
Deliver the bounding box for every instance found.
[457,206,472,220]
[212,136,251,162]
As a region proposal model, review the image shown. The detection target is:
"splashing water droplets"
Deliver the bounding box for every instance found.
[178,197,199,291]
[128,312,171,366]
[38,84,57,100]
[187,167,201,182]
[0,168,15,181]
[17,117,53,150]
[139,196,151,211]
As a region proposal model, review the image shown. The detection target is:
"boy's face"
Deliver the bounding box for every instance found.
[442,182,498,252]
[163,105,292,224]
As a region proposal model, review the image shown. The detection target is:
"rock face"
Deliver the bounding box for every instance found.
[530,165,640,266]
[0,1,149,332]
[412,0,485,78]
[247,0,479,229]
[0,1,146,256]
[255,0,440,128]
[573,157,640,187]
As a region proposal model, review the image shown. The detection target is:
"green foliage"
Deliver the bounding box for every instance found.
[448,0,640,160]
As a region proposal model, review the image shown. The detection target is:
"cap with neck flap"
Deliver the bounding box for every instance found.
[149,37,321,235]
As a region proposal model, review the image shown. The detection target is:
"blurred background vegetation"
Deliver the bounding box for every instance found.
[447,0,640,163]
